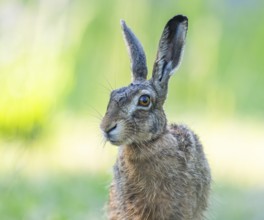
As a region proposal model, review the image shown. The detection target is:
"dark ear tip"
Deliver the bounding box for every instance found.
[168,15,188,27]
[174,15,188,22]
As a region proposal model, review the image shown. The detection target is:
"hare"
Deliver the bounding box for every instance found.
[100,15,211,220]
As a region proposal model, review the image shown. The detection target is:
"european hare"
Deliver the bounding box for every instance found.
[101,15,211,220]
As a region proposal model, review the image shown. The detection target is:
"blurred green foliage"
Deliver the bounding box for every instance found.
[0,173,109,220]
[1,173,264,220]
[0,0,263,137]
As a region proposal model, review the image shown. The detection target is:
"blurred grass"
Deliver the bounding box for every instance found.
[0,172,264,220]
[210,182,264,220]
[0,173,109,220]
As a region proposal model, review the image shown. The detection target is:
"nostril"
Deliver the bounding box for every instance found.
[107,124,117,134]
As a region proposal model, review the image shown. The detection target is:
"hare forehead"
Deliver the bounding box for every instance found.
[110,82,154,103]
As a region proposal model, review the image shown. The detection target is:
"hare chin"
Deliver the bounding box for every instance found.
[108,138,123,146]
[108,135,132,146]
[108,135,137,147]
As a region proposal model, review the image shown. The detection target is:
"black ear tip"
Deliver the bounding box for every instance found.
[173,15,188,23]
[168,15,188,27]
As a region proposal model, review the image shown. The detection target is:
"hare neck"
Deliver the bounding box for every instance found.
[118,129,173,162]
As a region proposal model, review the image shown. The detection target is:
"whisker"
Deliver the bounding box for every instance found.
[89,105,103,118]
[104,77,114,91]
[102,139,107,149]
[100,136,107,149]
[87,113,102,122]
[86,105,104,122]
[98,82,112,93]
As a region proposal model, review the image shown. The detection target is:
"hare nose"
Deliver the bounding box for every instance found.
[106,124,117,134]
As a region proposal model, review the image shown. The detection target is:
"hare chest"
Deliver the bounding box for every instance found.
[108,152,195,220]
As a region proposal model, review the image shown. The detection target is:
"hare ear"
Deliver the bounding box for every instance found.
[151,15,188,102]
[121,20,148,82]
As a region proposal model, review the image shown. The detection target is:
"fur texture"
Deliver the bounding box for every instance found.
[100,15,211,220]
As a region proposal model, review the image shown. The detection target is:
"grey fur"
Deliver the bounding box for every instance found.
[121,20,148,81]
[101,15,211,220]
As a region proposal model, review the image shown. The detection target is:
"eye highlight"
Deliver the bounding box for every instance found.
[138,95,151,107]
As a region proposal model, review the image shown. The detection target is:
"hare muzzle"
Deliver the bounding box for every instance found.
[100,119,125,145]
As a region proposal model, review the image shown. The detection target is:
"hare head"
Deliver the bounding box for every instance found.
[101,15,188,146]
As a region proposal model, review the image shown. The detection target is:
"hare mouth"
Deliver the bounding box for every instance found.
[109,139,122,146]
[107,135,124,145]
[104,131,123,145]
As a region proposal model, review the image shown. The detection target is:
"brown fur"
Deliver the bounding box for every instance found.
[101,15,211,220]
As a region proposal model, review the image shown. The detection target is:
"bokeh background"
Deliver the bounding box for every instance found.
[1,0,264,219]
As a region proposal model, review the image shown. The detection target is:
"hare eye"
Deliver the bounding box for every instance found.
[138,95,150,107]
